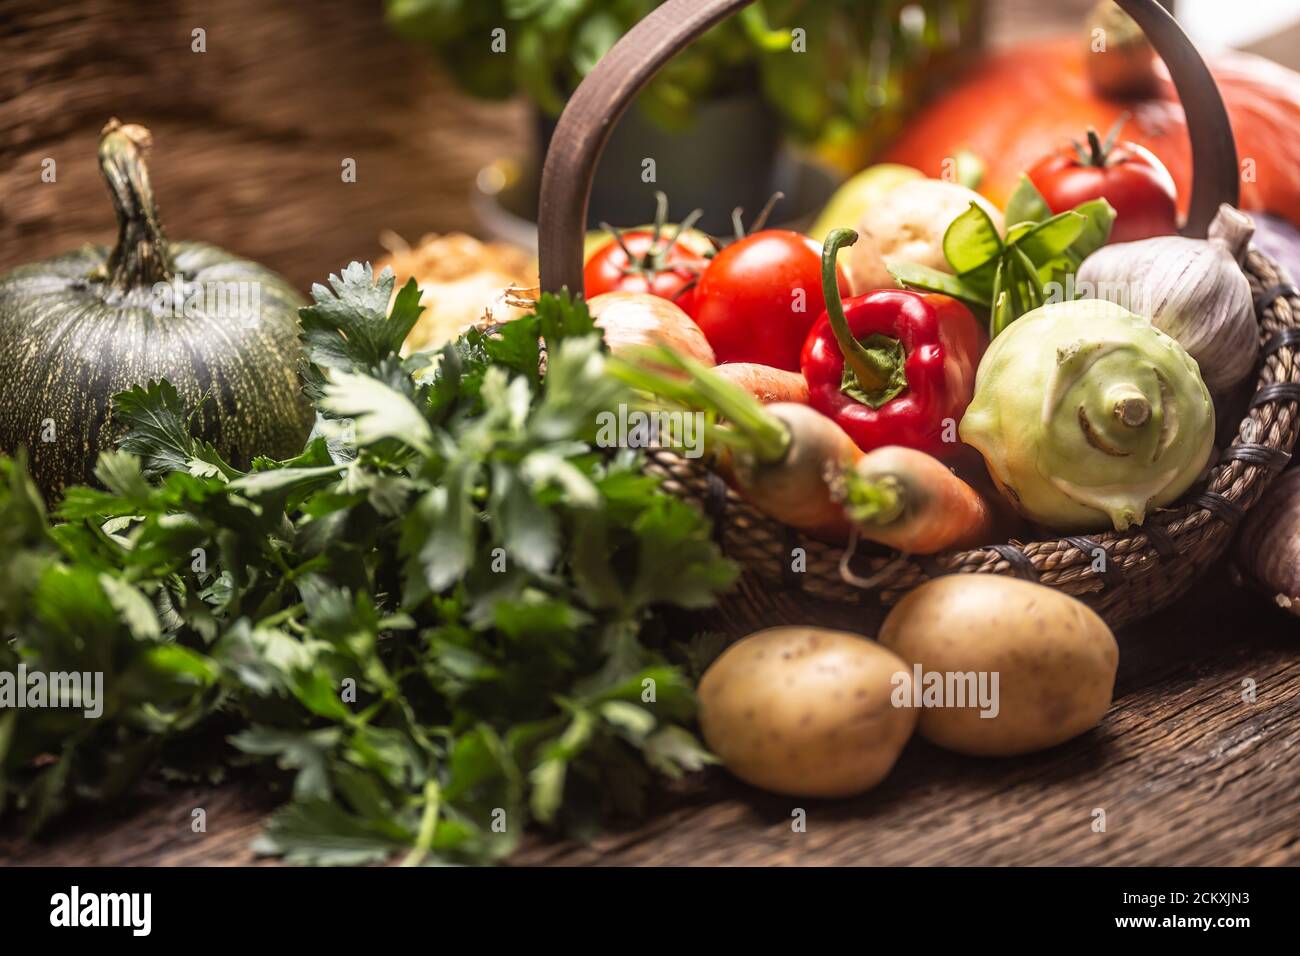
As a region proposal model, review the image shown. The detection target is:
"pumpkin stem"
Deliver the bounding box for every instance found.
[99,119,173,290]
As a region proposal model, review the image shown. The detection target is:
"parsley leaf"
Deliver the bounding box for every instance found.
[0,275,736,864]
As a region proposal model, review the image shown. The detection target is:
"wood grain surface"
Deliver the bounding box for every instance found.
[3,562,1296,867]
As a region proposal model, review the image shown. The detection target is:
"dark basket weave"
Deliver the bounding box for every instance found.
[646,251,1300,629]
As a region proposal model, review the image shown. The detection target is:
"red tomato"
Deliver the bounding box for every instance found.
[584,231,709,315]
[1027,130,1178,244]
[692,230,851,372]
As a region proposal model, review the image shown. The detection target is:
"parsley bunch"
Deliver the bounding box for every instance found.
[0,264,735,864]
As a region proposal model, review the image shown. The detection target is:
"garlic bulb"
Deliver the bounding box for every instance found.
[1076,204,1257,394]
[1236,467,1300,618]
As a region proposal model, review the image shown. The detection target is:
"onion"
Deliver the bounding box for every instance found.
[588,291,715,367]
[1235,467,1300,617]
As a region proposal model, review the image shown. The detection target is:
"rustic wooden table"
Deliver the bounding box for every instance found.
[4,0,1297,867]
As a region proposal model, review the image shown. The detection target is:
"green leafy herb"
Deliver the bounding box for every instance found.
[0,264,735,863]
[384,0,979,142]
[890,182,1116,336]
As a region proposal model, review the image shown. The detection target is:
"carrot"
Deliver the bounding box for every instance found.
[837,445,993,553]
[609,346,861,541]
[713,363,809,405]
[726,402,863,540]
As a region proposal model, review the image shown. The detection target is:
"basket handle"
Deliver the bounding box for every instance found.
[537,0,1238,295]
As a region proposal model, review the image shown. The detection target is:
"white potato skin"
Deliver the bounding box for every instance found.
[847,179,1005,294]
[698,627,917,797]
[588,291,716,366]
[878,576,1118,756]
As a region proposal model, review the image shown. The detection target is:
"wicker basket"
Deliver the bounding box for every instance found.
[535,0,1300,629]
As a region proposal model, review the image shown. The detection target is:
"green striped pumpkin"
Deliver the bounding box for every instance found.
[0,120,314,500]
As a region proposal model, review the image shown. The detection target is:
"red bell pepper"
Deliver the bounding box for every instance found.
[800,229,987,459]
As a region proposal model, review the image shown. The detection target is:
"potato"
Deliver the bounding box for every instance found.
[698,627,917,797]
[878,576,1117,756]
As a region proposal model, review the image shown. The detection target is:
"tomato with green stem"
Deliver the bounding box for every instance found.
[692,227,851,372]
[1026,118,1177,244]
[584,193,711,314]
[687,193,850,372]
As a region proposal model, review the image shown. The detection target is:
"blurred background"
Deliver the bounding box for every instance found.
[2,0,1298,328]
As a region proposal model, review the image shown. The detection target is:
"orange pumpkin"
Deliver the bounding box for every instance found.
[883,36,1300,227]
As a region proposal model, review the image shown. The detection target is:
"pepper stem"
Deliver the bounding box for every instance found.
[822,228,894,395]
[99,118,172,291]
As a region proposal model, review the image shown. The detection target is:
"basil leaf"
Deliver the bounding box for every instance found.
[514,25,566,115]
[955,256,999,303]
[888,262,991,308]
[991,289,1017,338]
[989,258,1006,335]
[1013,245,1047,310]
[1013,211,1087,264]
[943,201,1004,274]
[571,10,622,76]
[1067,198,1117,263]
[1005,174,1052,228]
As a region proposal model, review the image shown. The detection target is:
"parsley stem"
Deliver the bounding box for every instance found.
[258,603,304,628]
[401,779,441,867]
